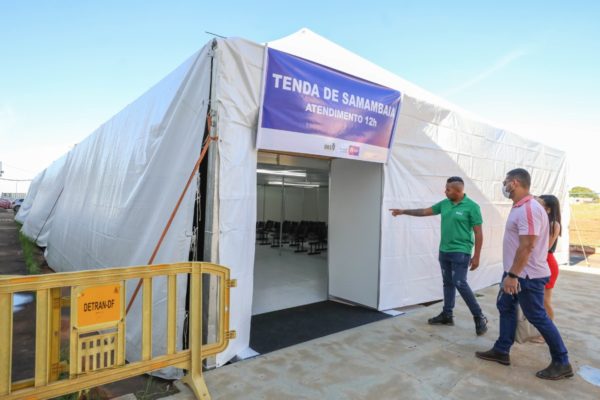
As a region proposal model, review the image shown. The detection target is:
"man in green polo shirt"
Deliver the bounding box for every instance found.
[390,176,488,336]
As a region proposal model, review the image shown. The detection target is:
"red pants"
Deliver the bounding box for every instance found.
[546,252,559,289]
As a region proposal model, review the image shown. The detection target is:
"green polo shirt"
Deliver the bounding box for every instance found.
[431,194,483,254]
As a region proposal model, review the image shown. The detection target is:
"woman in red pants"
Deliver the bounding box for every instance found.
[539,195,562,318]
[531,195,562,343]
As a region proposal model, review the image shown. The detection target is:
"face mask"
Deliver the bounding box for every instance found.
[502,183,512,199]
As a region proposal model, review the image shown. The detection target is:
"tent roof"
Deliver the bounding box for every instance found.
[268,29,453,106]
[266,28,552,150]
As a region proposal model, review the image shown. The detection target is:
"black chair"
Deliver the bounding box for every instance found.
[257,220,273,245]
[270,221,282,247]
[293,222,309,253]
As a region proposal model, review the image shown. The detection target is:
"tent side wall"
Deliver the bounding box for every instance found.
[212,37,263,365]
[42,44,212,378]
[15,168,47,225]
[379,94,569,310]
[20,153,70,246]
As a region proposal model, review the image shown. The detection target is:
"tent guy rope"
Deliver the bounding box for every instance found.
[126,121,217,314]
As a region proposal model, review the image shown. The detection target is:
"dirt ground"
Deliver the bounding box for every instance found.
[0,209,177,399]
[570,203,600,247]
[0,208,46,275]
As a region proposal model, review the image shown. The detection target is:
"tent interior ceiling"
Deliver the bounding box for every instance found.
[256,163,329,187]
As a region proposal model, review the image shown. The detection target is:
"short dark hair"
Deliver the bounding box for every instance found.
[447,176,464,184]
[506,168,531,189]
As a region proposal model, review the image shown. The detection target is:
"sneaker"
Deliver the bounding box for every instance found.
[474,315,488,336]
[428,313,454,326]
[475,348,511,366]
[536,361,574,380]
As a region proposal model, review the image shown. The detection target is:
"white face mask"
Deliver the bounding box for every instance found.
[502,183,513,199]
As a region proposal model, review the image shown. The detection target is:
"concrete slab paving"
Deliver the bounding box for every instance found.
[202,268,600,400]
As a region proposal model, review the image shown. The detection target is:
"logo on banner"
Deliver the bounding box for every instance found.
[257,48,401,163]
[348,146,360,156]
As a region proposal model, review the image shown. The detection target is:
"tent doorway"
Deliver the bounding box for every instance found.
[249,153,388,356]
[253,152,330,315]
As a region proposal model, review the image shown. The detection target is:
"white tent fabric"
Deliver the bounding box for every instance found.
[211,38,263,365]
[19,29,569,371]
[20,153,70,246]
[15,168,46,224]
[379,101,568,309]
[20,44,212,378]
[267,29,569,310]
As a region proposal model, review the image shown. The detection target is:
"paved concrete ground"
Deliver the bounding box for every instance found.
[200,269,600,400]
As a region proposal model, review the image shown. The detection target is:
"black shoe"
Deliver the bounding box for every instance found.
[475,348,511,366]
[474,315,488,336]
[428,313,454,326]
[536,361,574,380]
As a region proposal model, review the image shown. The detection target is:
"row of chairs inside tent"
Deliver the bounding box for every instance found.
[256,220,328,255]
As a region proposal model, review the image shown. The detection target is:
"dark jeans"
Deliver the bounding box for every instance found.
[439,251,483,318]
[493,272,569,364]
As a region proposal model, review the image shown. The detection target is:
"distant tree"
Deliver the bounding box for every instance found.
[570,186,599,200]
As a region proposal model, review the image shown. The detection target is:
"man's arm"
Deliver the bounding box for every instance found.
[509,235,538,276]
[502,234,538,294]
[389,208,434,217]
[470,225,483,270]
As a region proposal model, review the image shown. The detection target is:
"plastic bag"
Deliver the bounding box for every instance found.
[515,304,540,344]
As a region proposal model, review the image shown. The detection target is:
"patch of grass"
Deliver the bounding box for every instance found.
[135,376,177,400]
[570,203,600,247]
[17,228,41,274]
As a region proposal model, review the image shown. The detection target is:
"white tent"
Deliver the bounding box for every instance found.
[19,29,569,374]
[14,168,46,225]
[20,153,70,246]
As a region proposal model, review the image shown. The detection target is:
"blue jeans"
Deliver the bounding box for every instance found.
[439,251,483,317]
[493,272,569,364]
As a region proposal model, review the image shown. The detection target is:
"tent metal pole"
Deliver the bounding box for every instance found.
[279,177,285,256]
[262,184,266,222]
[316,187,320,222]
[203,40,221,369]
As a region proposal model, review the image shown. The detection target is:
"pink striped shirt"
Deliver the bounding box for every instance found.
[503,195,551,279]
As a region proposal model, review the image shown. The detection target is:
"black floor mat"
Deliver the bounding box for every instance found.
[250,300,391,355]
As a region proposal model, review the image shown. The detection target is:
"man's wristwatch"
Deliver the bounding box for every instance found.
[507,272,519,279]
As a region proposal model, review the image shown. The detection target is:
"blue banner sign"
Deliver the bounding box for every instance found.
[257,48,401,163]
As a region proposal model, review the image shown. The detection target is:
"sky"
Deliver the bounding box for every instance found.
[1,1,599,194]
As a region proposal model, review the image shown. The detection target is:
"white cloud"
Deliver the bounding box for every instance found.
[444,48,528,96]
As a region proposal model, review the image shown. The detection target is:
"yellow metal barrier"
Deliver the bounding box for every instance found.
[0,262,236,400]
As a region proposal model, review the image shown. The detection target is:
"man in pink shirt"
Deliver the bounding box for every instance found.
[476,168,572,380]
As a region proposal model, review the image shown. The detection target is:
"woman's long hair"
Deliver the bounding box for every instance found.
[539,194,562,236]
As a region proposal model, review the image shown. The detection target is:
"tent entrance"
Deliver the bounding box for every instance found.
[252,153,384,316]
[253,152,330,315]
[249,152,387,355]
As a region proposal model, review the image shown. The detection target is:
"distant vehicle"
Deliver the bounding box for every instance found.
[0,198,11,209]
[12,198,24,213]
